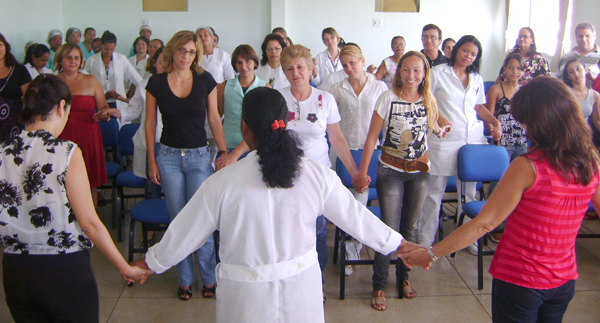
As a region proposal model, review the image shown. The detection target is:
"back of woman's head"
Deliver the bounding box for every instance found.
[512,76,599,185]
[449,35,482,74]
[242,87,303,188]
[19,74,72,124]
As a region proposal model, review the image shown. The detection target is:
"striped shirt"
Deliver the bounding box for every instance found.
[489,152,599,289]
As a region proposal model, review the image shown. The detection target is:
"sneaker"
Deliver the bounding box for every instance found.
[345,265,353,276]
[466,242,478,256]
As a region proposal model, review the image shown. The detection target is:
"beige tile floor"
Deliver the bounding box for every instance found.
[1,193,600,323]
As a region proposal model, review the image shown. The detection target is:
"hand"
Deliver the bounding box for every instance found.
[127,257,154,285]
[105,90,118,100]
[437,114,452,129]
[352,173,371,193]
[148,161,161,185]
[216,153,237,170]
[491,121,502,142]
[366,64,377,74]
[399,247,432,270]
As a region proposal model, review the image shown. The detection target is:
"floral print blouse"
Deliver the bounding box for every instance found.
[0,130,92,254]
[498,52,550,84]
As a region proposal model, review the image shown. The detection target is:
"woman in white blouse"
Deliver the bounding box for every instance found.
[278,44,362,300]
[329,45,388,276]
[23,44,53,79]
[312,27,344,87]
[418,35,502,249]
[195,26,235,83]
[128,36,149,79]
[372,36,406,89]
[255,33,290,90]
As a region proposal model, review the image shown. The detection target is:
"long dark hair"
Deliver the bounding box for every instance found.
[562,58,594,88]
[241,87,303,188]
[449,35,482,74]
[0,33,18,67]
[19,74,72,124]
[512,77,599,185]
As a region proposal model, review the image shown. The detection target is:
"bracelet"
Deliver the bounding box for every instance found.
[427,247,439,262]
[216,150,228,158]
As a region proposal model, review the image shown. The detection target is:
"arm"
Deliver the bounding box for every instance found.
[207,87,228,168]
[484,85,501,131]
[592,91,600,132]
[401,156,534,266]
[66,147,152,282]
[145,91,160,185]
[216,82,226,117]
[352,112,382,191]
[327,122,358,178]
[474,104,501,141]
[90,76,110,121]
[373,60,387,81]
[218,140,250,168]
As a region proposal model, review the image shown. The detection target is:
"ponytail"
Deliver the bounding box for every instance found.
[19,74,71,125]
[242,87,303,188]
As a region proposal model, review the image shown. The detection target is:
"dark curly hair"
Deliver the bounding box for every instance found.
[241,87,303,188]
[19,74,72,124]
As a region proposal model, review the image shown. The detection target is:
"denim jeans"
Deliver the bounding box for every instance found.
[372,164,430,290]
[316,215,327,273]
[156,144,216,287]
[492,278,575,323]
[488,144,528,195]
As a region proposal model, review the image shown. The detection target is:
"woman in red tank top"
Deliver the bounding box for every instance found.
[401,77,600,322]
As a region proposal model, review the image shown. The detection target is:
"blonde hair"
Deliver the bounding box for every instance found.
[280,44,313,70]
[54,43,84,71]
[322,27,341,43]
[339,45,363,61]
[392,51,438,129]
[161,31,204,74]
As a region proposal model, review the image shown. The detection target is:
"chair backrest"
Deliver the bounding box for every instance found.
[119,123,140,157]
[484,81,495,94]
[457,144,509,183]
[99,118,119,148]
[336,149,381,189]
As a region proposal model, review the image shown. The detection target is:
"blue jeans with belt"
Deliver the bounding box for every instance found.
[156,144,216,287]
[372,164,430,290]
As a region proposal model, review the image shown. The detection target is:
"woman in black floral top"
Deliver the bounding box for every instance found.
[495,27,550,85]
[0,75,150,322]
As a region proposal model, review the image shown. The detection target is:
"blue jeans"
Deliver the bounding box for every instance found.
[373,164,430,290]
[156,144,216,287]
[488,144,528,195]
[316,215,327,275]
[492,278,575,323]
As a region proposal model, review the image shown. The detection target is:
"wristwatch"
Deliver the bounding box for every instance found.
[427,247,439,262]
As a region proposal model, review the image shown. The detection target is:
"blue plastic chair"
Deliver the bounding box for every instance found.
[99,118,122,230]
[115,123,146,242]
[438,176,484,242]
[453,144,509,290]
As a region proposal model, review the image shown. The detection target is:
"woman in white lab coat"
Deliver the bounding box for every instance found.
[132,87,422,323]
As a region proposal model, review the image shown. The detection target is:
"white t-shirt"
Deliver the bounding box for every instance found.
[255,64,290,90]
[278,87,341,167]
[329,76,387,149]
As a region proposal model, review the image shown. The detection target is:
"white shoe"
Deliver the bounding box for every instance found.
[345,265,353,276]
[466,242,479,256]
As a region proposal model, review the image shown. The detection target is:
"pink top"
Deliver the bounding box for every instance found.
[489,151,599,289]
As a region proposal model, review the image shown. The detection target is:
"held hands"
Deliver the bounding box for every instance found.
[490,121,502,143]
[437,114,452,130]
[126,257,154,285]
[105,90,118,100]
[351,173,371,193]
[93,108,120,122]
[396,240,432,270]
[215,153,236,171]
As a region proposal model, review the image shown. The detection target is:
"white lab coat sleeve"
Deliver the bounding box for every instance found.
[119,81,145,123]
[83,57,92,74]
[222,50,236,81]
[145,182,219,274]
[321,168,403,256]
[124,58,143,87]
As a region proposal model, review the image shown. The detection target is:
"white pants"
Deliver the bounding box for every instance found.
[418,175,477,247]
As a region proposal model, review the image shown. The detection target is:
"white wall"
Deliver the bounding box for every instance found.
[0,0,64,61]
[61,0,271,57]
[571,0,600,41]
[285,0,507,81]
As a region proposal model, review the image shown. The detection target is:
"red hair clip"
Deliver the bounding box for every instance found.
[271,120,285,131]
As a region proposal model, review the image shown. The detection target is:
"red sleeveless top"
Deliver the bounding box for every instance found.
[489,152,598,289]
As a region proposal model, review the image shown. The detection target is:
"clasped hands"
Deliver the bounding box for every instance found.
[122,257,154,285]
[397,241,434,270]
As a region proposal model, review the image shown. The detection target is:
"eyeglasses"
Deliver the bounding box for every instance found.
[267,47,282,52]
[392,44,406,48]
[518,35,531,39]
[176,48,197,57]
[421,36,438,41]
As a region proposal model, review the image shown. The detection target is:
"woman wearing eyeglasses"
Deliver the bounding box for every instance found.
[495,27,550,85]
[372,36,406,89]
[145,30,228,301]
[256,34,290,90]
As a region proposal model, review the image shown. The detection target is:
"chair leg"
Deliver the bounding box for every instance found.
[117,186,123,242]
[478,236,484,290]
[339,235,346,300]
[111,182,117,230]
[128,218,136,263]
[333,227,341,265]
[213,231,220,263]
[396,259,404,299]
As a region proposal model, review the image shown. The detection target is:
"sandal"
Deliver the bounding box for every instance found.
[403,280,417,299]
[177,286,192,301]
[202,284,216,298]
[371,290,386,311]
